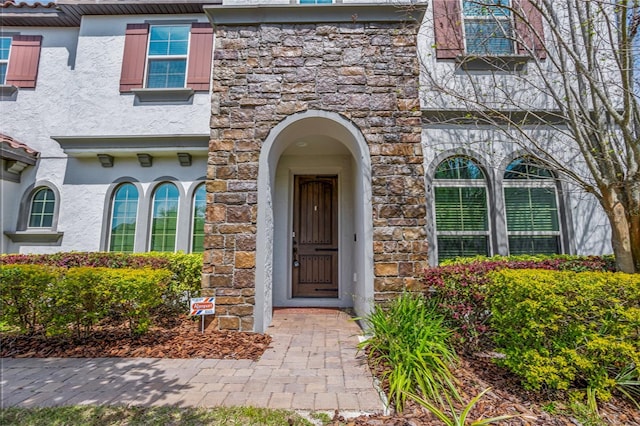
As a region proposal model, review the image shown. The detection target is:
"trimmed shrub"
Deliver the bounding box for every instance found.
[488,269,640,400]
[106,268,172,334]
[423,255,616,352]
[49,267,112,338]
[0,264,172,337]
[0,251,203,312]
[0,264,61,335]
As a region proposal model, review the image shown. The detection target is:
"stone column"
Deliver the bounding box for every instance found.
[203,8,428,331]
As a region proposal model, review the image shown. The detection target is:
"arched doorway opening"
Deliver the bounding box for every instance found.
[254,110,374,332]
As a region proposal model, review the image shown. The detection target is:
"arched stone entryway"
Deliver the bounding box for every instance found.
[254,110,374,332]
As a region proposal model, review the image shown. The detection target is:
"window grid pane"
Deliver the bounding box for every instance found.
[508,236,559,255]
[192,185,206,253]
[438,236,489,260]
[150,183,179,252]
[110,184,139,253]
[147,59,187,88]
[149,26,189,56]
[28,188,55,228]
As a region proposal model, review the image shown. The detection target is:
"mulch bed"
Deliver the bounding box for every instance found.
[334,354,640,426]
[0,315,271,360]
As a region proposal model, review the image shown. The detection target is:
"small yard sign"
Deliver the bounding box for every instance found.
[190,297,215,316]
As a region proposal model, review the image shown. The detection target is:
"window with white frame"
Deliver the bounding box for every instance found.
[109,183,139,253]
[0,37,11,84]
[463,0,514,55]
[434,157,490,261]
[150,183,180,252]
[146,25,190,89]
[191,184,206,253]
[28,187,55,228]
[503,158,562,255]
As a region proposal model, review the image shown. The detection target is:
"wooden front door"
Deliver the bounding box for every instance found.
[292,175,339,298]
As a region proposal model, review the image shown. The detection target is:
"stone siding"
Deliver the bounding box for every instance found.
[204,20,427,330]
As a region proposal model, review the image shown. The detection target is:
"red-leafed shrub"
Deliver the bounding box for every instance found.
[0,252,169,269]
[423,255,616,353]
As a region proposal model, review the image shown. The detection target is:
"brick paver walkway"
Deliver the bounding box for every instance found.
[1,308,383,413]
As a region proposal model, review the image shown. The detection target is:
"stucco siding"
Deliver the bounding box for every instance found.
[1,14,212,254]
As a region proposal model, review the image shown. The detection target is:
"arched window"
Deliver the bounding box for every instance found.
[503,158,561,255]
[150,182,179,252]
[109,183,139,252]
[191,184,206,253]
[433,157,489,261]
[28,187,55,228]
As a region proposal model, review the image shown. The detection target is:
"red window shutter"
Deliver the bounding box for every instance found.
[514,0,546,60]
[119,23,149,92]
[433,0,464,59]
[187,23,213,91]
[5,35,42,88]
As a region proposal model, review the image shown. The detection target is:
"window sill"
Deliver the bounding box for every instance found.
[456,55,530,72]
[131,88,194,103]
[4,230,64,244]
[0,84,18,99]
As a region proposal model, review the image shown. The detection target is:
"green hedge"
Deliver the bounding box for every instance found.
[423,255,616,352]
[0,264,172,336]
[488,269,640,400]
[0,252,203,312]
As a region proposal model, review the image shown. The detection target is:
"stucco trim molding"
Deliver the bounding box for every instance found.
[131,88,194,103]
[4,231,64,244]
[204,3,425,25]
[53,134,210,157]
[0,85,19,99]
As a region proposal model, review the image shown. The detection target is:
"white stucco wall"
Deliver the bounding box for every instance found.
[417,0,615,260]
[1,15,211,254]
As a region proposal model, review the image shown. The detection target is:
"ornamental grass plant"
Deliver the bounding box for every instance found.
[358,292,459,411]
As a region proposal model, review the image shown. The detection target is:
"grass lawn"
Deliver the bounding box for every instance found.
[0,406,319,426]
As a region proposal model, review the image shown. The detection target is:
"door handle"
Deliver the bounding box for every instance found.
[315,248,338,252]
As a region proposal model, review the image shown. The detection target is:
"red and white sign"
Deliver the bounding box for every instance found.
[190,297,215,316]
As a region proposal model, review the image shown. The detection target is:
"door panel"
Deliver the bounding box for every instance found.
[292,175,338,298]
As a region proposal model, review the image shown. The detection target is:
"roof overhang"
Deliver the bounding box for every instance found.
[1,1,221,27]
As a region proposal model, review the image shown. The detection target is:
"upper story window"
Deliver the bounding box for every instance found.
[0,37,11,84]
[433,0,546,60]
[120,23,213,93]
[29,187,55,228]
[463,0,513,55]
[146,25,190,89]
[503,158,561,255]
[433,156,489,261]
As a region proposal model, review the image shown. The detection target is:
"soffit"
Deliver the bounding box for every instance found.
[205,3,426,25]
[1,1,221,27]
